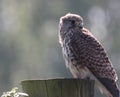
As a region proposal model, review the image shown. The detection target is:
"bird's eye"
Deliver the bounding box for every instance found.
[71,20,75,24]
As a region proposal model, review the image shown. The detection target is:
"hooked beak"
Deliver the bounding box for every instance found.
[79,22,83,29]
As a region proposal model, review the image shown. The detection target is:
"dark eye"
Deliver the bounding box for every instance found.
[71,20,75,24]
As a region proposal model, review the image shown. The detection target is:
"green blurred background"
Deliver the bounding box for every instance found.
[0,0,120,97]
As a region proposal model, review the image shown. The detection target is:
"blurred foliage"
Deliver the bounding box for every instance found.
[0,0,120,97]
[1,87,28,97]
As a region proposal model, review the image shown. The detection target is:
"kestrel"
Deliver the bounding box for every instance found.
[59,13,120,97]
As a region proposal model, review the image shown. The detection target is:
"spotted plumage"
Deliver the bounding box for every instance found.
[59,13,120,97]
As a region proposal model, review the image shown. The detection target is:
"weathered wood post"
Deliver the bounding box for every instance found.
[21,79,94,97]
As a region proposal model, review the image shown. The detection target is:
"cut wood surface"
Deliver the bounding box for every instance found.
[21,78,94,97]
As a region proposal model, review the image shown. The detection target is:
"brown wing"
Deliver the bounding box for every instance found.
[63,28,118,81]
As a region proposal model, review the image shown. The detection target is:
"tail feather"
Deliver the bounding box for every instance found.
[97,78,120,97]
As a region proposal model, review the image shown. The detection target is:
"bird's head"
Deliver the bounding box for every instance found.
[59,13,83,30]
[59,13,84,46]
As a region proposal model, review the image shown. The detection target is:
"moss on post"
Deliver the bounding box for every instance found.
[21,79,94,97]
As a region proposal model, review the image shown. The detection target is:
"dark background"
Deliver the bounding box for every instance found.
[0,0,120,97]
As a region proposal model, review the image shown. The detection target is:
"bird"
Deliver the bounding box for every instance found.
[59,13,120,97]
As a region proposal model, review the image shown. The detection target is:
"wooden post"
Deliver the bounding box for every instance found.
[21,79,94,97]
